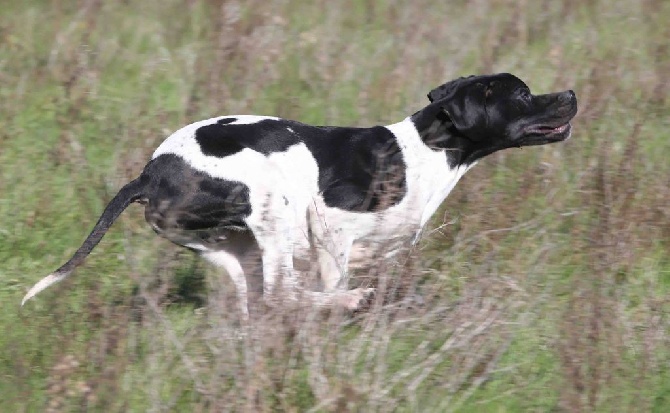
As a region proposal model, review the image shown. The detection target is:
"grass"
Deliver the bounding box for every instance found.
[1,0,669,411]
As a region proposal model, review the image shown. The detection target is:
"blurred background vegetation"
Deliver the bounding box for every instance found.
[1,0,669,411]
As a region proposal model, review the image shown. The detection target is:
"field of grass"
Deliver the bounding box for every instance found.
[1,0,669,411]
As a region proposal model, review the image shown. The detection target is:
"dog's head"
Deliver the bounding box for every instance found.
[420,73,577,164]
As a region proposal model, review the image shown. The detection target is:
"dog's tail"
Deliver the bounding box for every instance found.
[21,176,149,306]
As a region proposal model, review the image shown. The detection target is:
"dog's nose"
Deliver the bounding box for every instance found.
[561,90,576,103]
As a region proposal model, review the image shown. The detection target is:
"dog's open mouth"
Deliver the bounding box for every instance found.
[522,122,572,144]
[528,122,570,136]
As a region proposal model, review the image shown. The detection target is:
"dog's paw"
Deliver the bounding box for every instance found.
[336,287,376,311]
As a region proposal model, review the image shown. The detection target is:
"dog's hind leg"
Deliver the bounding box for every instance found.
[200,231,262,319]
[201,250,249,319]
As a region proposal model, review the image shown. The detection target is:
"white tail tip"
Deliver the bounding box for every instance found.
[21,272,68,306]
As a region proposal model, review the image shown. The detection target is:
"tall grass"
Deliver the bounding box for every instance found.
[1,0,669,411]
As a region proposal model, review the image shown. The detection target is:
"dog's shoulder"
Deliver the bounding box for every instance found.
[301,122,412,212]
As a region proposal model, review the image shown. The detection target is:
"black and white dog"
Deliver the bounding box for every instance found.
[22,73,577,315]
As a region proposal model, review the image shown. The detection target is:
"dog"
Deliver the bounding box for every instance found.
[22,73,577,316]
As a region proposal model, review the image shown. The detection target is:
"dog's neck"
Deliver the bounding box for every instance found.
[410,104,490,166]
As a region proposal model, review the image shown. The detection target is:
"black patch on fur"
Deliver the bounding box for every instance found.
[194,119,302,158]
[193,119,407,212]
[195,123,245,158]
[141,154,252,241]
[307,125,407,211]
[217,117,237,125]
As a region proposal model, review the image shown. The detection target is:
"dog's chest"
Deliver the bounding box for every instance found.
[291,121,471,260]
[294,157,465,269]
[385,120,472,229]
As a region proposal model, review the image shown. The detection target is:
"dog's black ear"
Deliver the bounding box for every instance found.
[427,85,448,103]
[426,75,479,103]
[429,78,488,139]
[427,82,452,103]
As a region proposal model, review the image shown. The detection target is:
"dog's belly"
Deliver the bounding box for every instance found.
[291,235,413,273]
[291,200,422,270]
[348,237,413,268]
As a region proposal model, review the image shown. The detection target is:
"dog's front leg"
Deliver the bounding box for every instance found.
[254,218,372,311]
[249,194,373,311]
[259,245,298,304]
[246,190,304,306]
[308,203,375,311]
[314,233,375,311]
[315,229,353,292]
